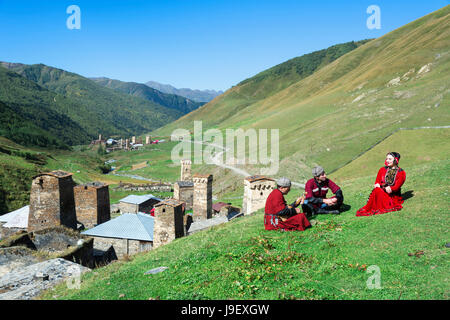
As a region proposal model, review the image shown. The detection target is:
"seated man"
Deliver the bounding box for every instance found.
[264,177,311,231]
[302,166,343,216]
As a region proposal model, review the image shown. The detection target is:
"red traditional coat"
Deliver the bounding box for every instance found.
[264,189,311,231]
[356,166,406,216]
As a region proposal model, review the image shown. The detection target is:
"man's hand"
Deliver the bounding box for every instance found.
[323,198,337,206]
[385,186,392,194]
[295,208,301,214]
[374,183,381,188]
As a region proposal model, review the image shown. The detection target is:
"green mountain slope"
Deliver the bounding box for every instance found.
[155,6,450,182]
[155,39,372,133]
[90,77,204,114]
[1,62,184,139]
[41,128,449,300]
[0,67,91,148]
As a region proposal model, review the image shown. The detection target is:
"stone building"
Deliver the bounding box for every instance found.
[180,159,192,181]
[153,199,185,248]
[81,213,154,259]
[118,194,162,214]
[192,174,213,221]
[28,171,77,232]
[242,175,276,215]
[173,181,194,210]
[74,182,111,230]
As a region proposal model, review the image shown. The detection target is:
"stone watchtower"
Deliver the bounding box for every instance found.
[28,171,77,232]
[74,182,111,229]
[173,181,194,210]
[180,159,192,181]
[242,175,276,215]
[153,199,185,248]
[192,174,213,221]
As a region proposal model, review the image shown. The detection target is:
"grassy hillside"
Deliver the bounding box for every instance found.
[91,77,204,114]
[40,128,449,300]
[0,67,91,148]
[1,62,184,139]
[154,6,450,183]
[156,39,371,134]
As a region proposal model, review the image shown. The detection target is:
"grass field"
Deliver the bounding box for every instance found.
[39,128,449,300]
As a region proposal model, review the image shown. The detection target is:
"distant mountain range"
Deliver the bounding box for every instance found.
[145,81,223,102]
[90,77,204,114]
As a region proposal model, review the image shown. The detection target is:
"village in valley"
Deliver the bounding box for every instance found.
[0,133,279,299]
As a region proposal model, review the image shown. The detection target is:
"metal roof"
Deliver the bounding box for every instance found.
[119,194,162,205]
[176,181,194,187]
[81,213,154,241]
[0,205,29,224]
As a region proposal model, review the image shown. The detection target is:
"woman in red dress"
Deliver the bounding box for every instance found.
[356,152,406,217]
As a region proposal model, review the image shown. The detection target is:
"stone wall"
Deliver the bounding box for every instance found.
[74,182,111,230]
[28,171,77,232]
[242,176,276,215]
[92,236,152,259]
[114,183,172,192]
[180,159,192,181]
[153,199,184,248]
[119,198,161,214]
[193,174,213,221]
[174,182,194,210]
[119,202,139,214]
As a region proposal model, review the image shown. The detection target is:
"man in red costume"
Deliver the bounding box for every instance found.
[302,166,343,216]
[264,177,311,231]
[356,152,406,216]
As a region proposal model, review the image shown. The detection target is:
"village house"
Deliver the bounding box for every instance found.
[81,213,154,259]
[118,194,162,214]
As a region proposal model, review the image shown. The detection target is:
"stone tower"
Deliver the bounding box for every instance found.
[153,198,185,248]
[74,182,111,229]
[180,159,192,181]
[28,171,77,232]
[173,181,194,210]
[192,174,213,221]
[242,175,276,215]
[145,136,150,145]
[132,136,136,144]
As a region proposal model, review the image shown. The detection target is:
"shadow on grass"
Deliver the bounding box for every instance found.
[402,190,414,201]
[340,203,352,213]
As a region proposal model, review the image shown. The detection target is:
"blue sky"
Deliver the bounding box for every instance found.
[0,0,448,91]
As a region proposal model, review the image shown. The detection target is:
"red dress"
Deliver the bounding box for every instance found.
[356,166,406,216]
[264,189,311,231]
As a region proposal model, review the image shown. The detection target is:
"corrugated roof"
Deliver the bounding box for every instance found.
[119,194,162,205]
[0,205,29,223]
[81,213,154,241]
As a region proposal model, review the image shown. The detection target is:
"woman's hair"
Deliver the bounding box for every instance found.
[387,152,401,164]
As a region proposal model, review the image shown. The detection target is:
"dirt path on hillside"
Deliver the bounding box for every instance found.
[190,140,305,188]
